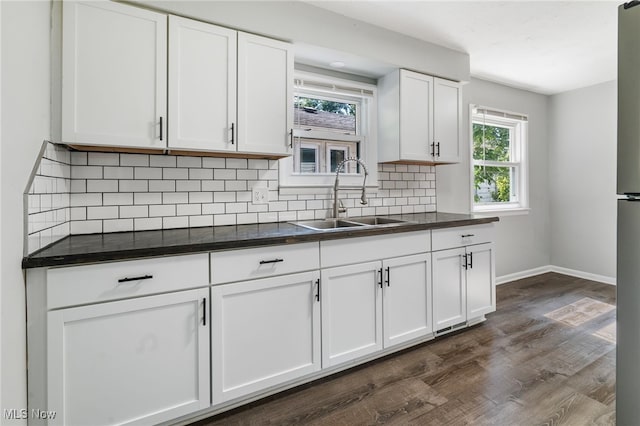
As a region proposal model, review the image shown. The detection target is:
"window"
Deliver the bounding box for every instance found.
[471,105,528,213]
[279,71,377,189]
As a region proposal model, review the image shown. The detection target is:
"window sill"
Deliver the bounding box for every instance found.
[472,207,530,217]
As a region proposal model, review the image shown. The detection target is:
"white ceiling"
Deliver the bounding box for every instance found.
[303,0,620,95]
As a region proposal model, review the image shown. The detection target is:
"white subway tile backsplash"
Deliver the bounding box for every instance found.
[87,179,118,193]
[104,166,134,180]
[202,157,225,168]
[120,205,149,219]
[119,180,148,193]
[134,217,162,231]
[176,204,201,216]
[163,216,189,229]
[149,180,176,192]
[104,193,133,206]
[150,155,177,168]
[120,154,149,167]
[87,206,119,220]
[214,169,236,180]
[176,180,201,192]
[103,218,134,233]
[177,156,201,168]
[73,166,103,179]
[150,204,176,217]
[163,168,189,180]
[189,215,213,227]
[134,193,162,205]
[163,192,188,204]
[88,152,119,166]
[28,145,437,241]
[134,167,162,180]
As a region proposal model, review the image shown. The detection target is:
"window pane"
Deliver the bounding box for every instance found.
[330,149,346,173]
[294,96,357,134]
[474,165,515,203]
[300,147,317,173]
[473,123,510,162]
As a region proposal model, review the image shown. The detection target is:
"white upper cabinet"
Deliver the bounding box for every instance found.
[237,33,294,156]
[168,16,236,152]
[433,77,462,163]
[62,1,167,149]
[61,2,293,157]
[378,69,461,164]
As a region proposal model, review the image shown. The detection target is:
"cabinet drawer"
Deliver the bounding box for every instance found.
[320,231,430,268]
[432,224,494,251]
[47,254,209,309]
[211,242,319,284]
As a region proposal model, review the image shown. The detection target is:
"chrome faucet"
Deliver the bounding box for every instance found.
[333,157,369,218]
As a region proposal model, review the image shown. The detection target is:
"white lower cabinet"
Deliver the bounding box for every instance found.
[320,252,433,368]
[432,242,496,333]
[47,288,210,426]
[211,271,321,404]
[321,262,383,367]
[383,253,433,348]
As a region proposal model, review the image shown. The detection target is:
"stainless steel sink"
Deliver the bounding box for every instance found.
[347,216,408,226]
[293,219,366,231]
[292,216,410,231]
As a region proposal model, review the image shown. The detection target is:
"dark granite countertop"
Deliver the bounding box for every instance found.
[22,212,499,269]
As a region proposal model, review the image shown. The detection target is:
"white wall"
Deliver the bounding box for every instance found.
[548,81,617,282]
[437,78,551,278]
[136,0,470,83]
[1,1,51,421]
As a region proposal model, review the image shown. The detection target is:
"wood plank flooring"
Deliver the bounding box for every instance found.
[192,273,616,425]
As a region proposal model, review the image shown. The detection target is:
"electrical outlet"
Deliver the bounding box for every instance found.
[252,187,268,205]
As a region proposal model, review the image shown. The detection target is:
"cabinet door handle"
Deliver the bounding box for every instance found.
[385,266,390,287]
[231,122,235,145]
[469,252,473,269]
[436,142,440,157]
[259,258,284,265]
[315,278,320,302]
[378,268,383,288]
[462,254,468,270]
[202,298,207,326]
[289,128,294,148]
[430,141,435,157]
[461,234,475,238]
[159,117,163,141]
[117,274,153,283]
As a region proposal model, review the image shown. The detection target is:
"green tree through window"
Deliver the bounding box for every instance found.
[473,123,511,202]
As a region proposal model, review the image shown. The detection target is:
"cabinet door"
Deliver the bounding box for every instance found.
[211,271,321,404]
[433,78,462,163]
[168,16,237,152]
[62,1,167,149]
[237,32,293,156]
[399,70,434,161]
[47,288,210,426]
[321,262,383,367]
[466,243,496,319]
[432,248,467,331]
[383,253,432,348]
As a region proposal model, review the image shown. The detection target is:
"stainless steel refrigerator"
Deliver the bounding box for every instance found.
[617,1,640,423]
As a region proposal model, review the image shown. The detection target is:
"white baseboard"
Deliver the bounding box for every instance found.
[496,266,552,285]
[497,265,616,286]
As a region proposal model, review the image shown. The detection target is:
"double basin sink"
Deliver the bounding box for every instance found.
[292,216,411,231]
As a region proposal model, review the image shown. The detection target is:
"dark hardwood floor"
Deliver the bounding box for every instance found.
[193,273,616,425]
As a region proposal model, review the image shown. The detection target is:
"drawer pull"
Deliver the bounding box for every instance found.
[259,258,284,265]
[117,274,153,283]
[461,234,475,238]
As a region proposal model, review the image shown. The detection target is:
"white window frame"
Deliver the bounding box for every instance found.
[279,71,378,191]
[470,105,529,214]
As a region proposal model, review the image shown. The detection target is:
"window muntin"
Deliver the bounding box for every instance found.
[471,106,528,212]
